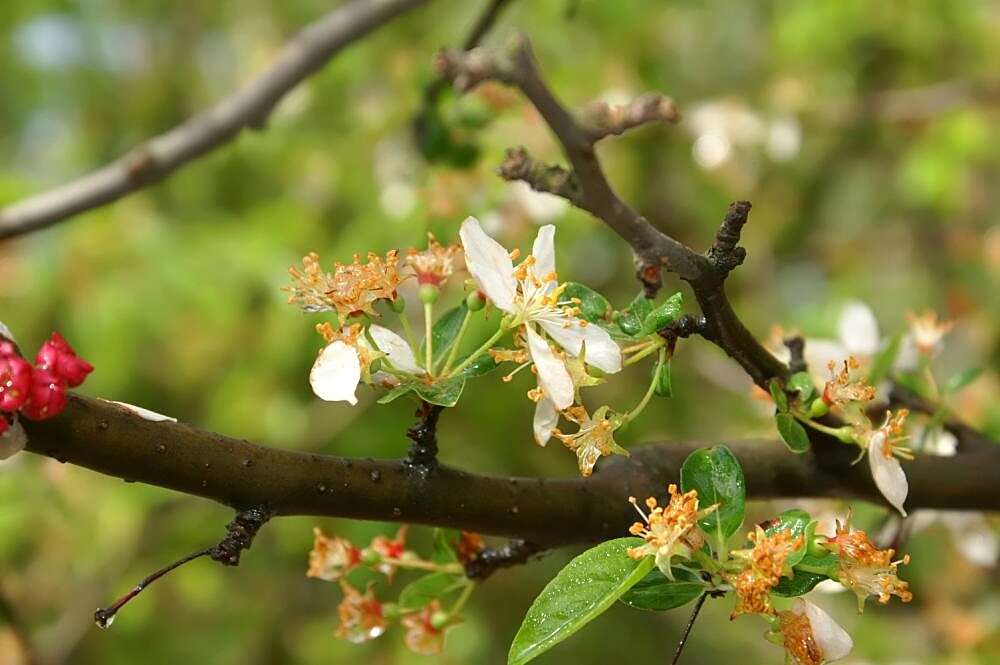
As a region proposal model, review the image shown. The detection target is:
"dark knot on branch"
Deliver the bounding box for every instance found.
[464,539,543,580]
[706,200,751,276]
[783,335,807,374]
[658,314,710,354]
[405,401,444,469]
[209,506,273,566]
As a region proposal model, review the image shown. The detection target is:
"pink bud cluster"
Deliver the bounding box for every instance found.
[0,333,93,434]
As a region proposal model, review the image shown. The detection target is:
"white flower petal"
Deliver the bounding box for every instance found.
[531,224,557,286]
[804,338,848,375]
[525,325,574,410]
[533,396,559,447]
[537,316,622,374]
[795,598,853,662]
[838,301,880,357]
[106,400,177,422]
[459,216,517,313]
[868,431,908,516]
[894,334,919,371]
[368,325,423,374]
[0,321,14,343]
[0,419,27,461]
[310,341,362,405]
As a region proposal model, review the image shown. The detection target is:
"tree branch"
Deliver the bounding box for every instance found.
[0,0,428,240]
[20,395,1000,552]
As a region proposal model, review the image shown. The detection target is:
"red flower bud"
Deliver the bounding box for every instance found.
[35,332,93,388]
[0,354,32,412]
[21,370,68,421]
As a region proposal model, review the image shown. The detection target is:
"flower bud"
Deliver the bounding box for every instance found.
[429,610,450,630]
[360,548,382,566]
[0,355,32,412]
[465,290,486,312]
[418,284,439,305]
[808,399,829,418]
[390,296,407,314]
[20,370,68,421]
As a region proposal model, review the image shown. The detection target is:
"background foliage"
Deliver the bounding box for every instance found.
[0,0,997,663]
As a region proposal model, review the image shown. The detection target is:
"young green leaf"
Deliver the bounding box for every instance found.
[945,367,983,395]
[459,354,499,378]
[421,303,468,365]
[377,383,416,404]
[769,378,789,413]
[679,446,746,548]
[619,567,703,611]
[787,372,815,402]
[563,282,612,323]
[763,509,814,568]
[772,570,827,597]
[653,359,672,397]
[398,572,464,611]
[775,414,811,453]
[508,538,653,665]
[641,292,683,335]
[431,528,461,563]
[616,293,653,336]
[413,376,466,407]
[868,333,902,385]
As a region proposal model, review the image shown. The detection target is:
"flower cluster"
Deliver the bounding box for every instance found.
[626,484,715,576]
[307,525,479,656]
[286,217,683,478]
[824,517,912,611]
[0,331,93,440]
[729,527,803,618]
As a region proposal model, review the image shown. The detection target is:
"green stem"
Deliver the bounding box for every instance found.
[424,302,434,374]
[448,580,476,617]
[622,347,665,424]
[623,338,665,367]
[398,310,418,354]
[796,415,855,443]
[446,325,507,378]
[380,557,464,575]
[440,307,474,375]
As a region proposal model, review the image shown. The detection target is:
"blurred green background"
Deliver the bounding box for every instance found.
[1,0,998,663]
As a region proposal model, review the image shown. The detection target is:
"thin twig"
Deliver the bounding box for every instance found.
[671,592,708,665]
[0,0,427,239]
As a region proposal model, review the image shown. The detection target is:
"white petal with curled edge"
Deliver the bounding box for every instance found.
[533,396,558,447]
[796,598,853,662]
[0,419,27,461]
[868,431,908,516]
[531,224,557,289]
[369,325,423,374]
[838,301,880,357]
[106,400,177,423]
[0,321,14,343]
[525,325,574,410]
[537,315,622,374]
[803,338,848,375]
[459,216,517,313]
[310,341,362,405]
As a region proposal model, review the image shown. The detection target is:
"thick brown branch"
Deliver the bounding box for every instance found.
[0,0,427,239]
[20,395,1000,551]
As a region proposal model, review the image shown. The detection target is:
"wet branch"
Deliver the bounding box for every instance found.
[465,539,544,580]
[404,401,445,468]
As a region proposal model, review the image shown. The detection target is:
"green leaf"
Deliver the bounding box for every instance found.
[769,378,789,413]
[432,528,461,564]
[616,293,653,336]
[763,509,813,568]
[945,366,983,395]
[421,303,468,366]
[679,446,746,549]
[641,292,683,335]
[772,570,827,597]
[413,376,466,407]
[398,572,464,611]
[868,333,902,385]
[460,354,498,378]
[564,282,612,323]
[619,567,703,611]
[508,538,653,665]
[787,372,814,402]
[377,383,416,404]
[653,359,672,397]
[775,414,811,453]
